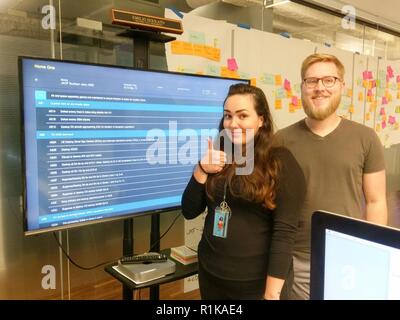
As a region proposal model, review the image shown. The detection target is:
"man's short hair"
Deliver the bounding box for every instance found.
[301,53,345,80]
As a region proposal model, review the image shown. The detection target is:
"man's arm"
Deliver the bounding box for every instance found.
[363,170,388,225]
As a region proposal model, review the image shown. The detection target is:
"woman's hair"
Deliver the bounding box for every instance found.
[206,83,280,209]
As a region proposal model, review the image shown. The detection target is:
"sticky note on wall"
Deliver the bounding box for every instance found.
[275,99,282,110]
[227,58,238,71]
[275,75,282,86]
[284,79,291,91]
[389,116,396,125]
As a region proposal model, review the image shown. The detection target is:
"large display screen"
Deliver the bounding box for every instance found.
[20,57,247,235]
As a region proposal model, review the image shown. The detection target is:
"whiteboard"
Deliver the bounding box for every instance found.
[235,28,316,130]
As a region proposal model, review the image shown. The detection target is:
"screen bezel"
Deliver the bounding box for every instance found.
[310,210,400,300]
[19,55,249,235]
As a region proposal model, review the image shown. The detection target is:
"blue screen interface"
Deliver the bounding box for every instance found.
[21,58,245,233]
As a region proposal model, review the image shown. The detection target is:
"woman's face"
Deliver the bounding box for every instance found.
[223,94,264,145]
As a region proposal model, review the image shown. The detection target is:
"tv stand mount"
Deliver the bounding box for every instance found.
[111,8,180,300]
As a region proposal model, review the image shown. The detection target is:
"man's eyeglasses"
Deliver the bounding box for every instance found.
[303,76,341,89]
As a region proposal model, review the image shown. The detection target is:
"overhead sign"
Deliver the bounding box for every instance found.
[111,9,183,34]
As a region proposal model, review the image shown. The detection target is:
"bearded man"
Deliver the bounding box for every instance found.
[274,53,387,300]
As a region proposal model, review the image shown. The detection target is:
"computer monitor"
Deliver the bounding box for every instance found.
[310,210,400,300]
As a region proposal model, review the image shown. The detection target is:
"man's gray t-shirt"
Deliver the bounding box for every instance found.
[274,118,385,254]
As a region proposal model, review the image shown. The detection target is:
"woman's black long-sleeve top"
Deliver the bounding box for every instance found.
[181,147,306,281]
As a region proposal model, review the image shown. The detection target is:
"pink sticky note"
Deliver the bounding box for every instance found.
[380,107,386,115]
[382,121,387,129]
[387,66,394,77]
[362,71,369,80]
[382,97,388,105]
[389,116,396,125]
[227,58,238,71]
[284,79,291,91]
[291,96,298,106]
[368,71,373,79]
[367,89,372,97]
[397,75,400,83]
[371,80,376,88]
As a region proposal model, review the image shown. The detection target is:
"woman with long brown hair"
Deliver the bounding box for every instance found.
[181,83,305,299]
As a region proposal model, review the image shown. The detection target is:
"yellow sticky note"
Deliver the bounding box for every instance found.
[347,89,353,97]
[358,92,364,101]
[289,104,296,113]
[275,99,282,110]
[362,80,369,88]
[204,46,220,62]
[220,66,239,79]
[275,75,282,86]
[376,123,381,132]
[397,91,400,99]
[348,105,354,114]
[250,78,257,86]
[369,101,377,112]
[365,112,370,121]
[193,44,206,57]
[171,40,194,55]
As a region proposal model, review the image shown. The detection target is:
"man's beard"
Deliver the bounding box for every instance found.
[302,94,341,120]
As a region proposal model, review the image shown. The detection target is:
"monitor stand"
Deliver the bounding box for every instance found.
[119,27,176,300]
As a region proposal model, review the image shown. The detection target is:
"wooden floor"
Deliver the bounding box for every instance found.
[66,278,200,300]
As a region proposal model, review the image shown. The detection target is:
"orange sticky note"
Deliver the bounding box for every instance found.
[193,44,206,57]
[348,105,355,114]
[171,40,194,55]
[358,92,364,101]
[275,99,282,110]
[397,91,400,99]
[289,104,296,113]
[365,113,370,121]
[275,75,282,86]
[347,89,353,97]
[250,78,257,86]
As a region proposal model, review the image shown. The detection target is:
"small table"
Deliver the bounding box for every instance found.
[104,248,198,300]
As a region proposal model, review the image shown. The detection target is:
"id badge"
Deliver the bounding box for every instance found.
[213,205,230,238]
